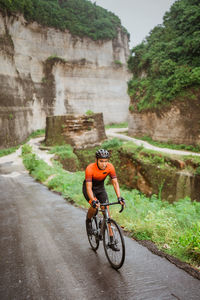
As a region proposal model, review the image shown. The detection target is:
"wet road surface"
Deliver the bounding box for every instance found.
[0,152,200,300]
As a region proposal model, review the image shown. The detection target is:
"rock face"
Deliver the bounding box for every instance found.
[128,96,200,145]
[71,147,200,202]
[0,12,130,148]
[45,113,106,149]
[115,151,200,202]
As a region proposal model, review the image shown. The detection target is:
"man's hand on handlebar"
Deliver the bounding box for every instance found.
[118,196,126,206]
[91,200,100,208]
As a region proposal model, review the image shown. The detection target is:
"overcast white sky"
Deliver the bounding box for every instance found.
[90,0,176,48]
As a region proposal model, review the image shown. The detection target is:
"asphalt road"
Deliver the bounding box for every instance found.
[0,152,200,300]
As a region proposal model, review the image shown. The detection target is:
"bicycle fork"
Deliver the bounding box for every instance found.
[101,206,114,241]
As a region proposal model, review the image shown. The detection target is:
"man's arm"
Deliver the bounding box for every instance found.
[86,181,96,202]
[111,178,120,198]
[86,181,100,208]
[112,178,125,205]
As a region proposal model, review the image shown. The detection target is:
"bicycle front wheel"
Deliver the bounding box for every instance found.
[103,219,125,269]
[86,216,99,251]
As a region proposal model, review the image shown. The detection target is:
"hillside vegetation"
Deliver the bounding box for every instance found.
[128,0,200,111]
[0,0,129,41]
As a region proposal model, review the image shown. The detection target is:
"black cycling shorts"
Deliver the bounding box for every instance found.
[82,180,108,204]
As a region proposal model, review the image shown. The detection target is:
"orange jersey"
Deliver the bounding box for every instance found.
[85,162,117,186]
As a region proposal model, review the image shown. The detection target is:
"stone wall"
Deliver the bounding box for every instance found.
[45,113,106,149]
[0,11,131,148]
[128,96,200,145]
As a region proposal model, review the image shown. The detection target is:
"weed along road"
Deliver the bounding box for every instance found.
[0,152,200,300]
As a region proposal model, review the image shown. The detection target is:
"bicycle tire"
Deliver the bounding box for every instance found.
[103,219,125,269]
[86,216,100,251]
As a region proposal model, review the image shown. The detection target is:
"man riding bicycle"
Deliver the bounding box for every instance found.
[82,149,125,249]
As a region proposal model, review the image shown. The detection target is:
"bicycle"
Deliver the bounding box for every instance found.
[86,201,125,270]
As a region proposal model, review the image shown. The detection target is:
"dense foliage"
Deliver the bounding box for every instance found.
[128,0,200,111]
[0,0,128,40]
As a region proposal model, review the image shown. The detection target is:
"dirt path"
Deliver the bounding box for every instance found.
[106,128,200,157]
[0,144,200,299]
[27,137,55,166]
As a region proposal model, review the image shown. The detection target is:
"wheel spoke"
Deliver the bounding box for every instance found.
[103,219,125,269]
[86,217,99,251]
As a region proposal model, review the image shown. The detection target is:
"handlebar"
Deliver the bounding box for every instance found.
[100,201,125,213]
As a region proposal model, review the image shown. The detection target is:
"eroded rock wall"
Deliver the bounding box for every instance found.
[74,147,200,202]
[128,97,200,145]
[0,11,130,148]
[114,151,200,202]
[45,113,106,149]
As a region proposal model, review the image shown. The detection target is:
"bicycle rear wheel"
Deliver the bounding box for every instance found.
[103,219,125,269]
[86,216,99,251]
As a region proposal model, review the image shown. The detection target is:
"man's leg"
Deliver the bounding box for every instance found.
[87,205,97,220]
[85,204,97,235]
[82,181,97,234]
[96,190,120,251]
[96,189,114,236]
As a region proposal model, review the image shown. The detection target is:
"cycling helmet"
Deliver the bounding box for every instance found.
[96,149,110,159]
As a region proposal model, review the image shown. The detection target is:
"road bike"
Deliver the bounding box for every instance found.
[86,201,125,270]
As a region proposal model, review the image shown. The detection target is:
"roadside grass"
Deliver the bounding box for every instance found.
[183,154,200,166]
[102,138,123,149]
[49,144,81,171]
[130,135,200,153]
[122,142,173,167]
[122,141,200,172]
[49,144,77,160]
[29,129,45,138]
[0,146,19,157]
[105,122,128,129]
[21,144,200,269]
[0,129,45,158]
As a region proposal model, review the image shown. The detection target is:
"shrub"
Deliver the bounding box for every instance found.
[0,0,129,41]
[21,144,32,155]
[50,144,75,160]
[195,166,200,175]
[114,60,122,66]
[85,110,94,116]
[129,105,134,112]
[102,138,123,149]
[128,0,200,111]
[179,222,200,263]
[49,144,80,171]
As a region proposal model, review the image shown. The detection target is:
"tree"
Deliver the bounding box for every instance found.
[128,0,200,111]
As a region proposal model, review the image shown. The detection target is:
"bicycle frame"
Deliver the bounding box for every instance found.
[98,201,124,239]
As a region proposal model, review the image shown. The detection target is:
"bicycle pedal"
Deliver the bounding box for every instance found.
[109,243,120,252]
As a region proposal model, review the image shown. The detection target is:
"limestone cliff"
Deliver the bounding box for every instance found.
[0,12,130,148]
[128,95,200,145]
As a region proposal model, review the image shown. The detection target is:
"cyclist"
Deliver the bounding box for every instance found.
[82,149,125,250]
